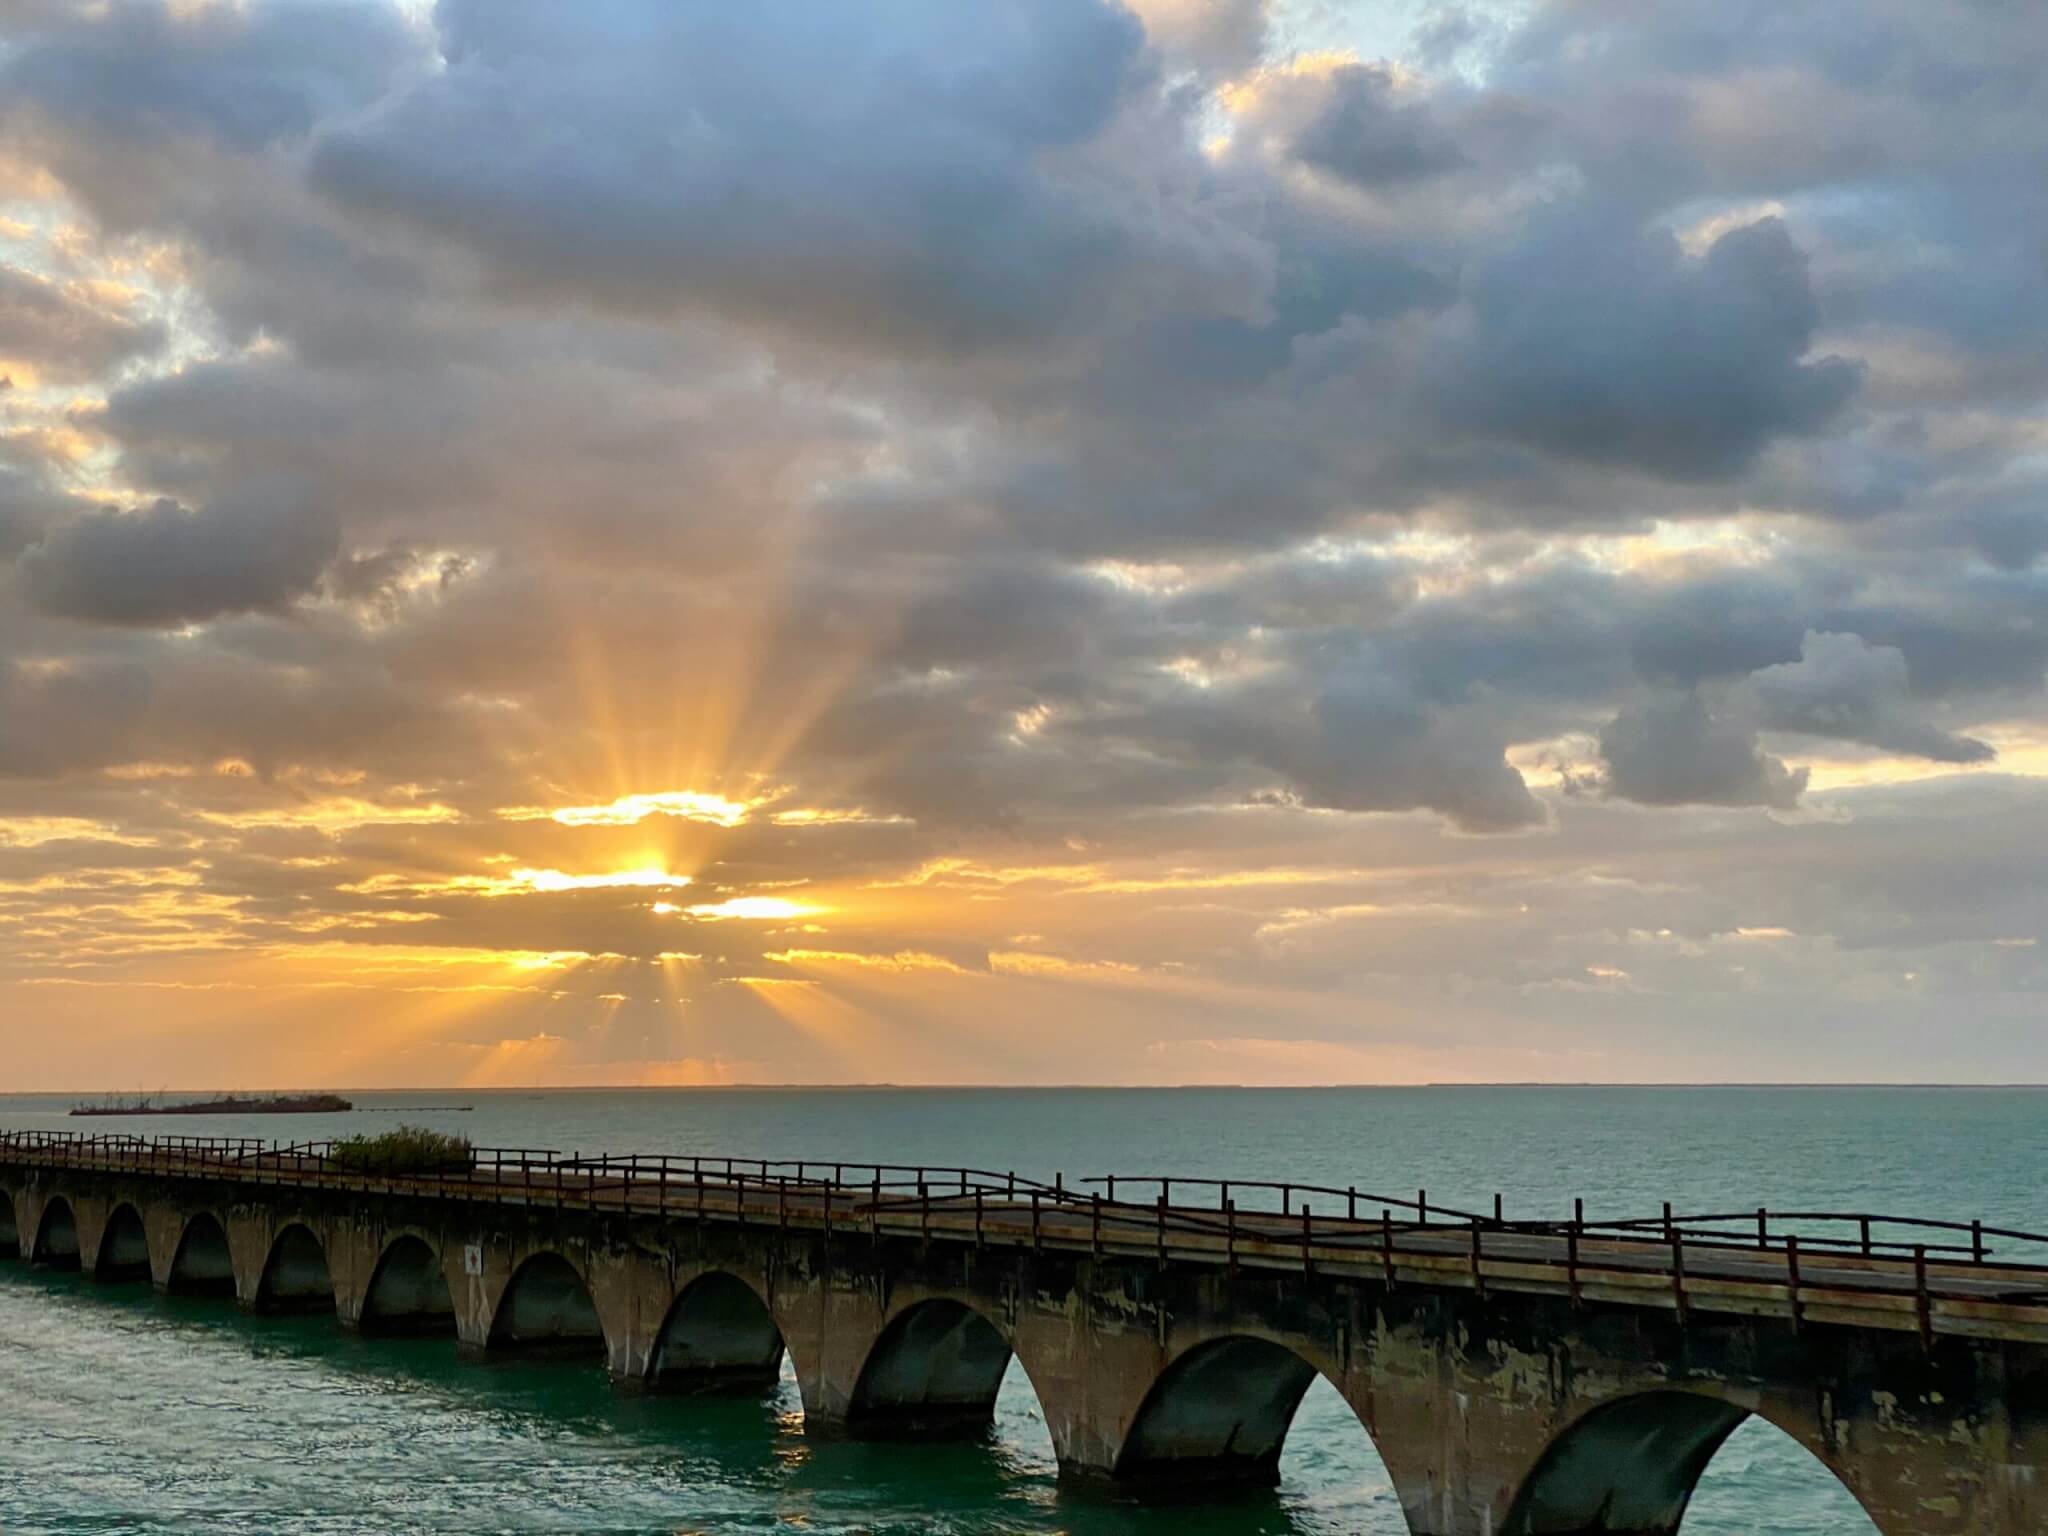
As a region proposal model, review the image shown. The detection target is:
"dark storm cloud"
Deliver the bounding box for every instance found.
[20,495,338,627]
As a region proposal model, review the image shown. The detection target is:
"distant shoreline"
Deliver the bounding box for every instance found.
[70,1092,355,1117]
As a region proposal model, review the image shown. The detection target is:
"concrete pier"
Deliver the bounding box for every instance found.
[5,1137,2046,1535]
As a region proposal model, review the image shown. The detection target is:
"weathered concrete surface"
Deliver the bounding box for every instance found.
[4,1164,2043,1536]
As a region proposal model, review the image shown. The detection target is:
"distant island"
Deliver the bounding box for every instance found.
[70,1092,353,1117]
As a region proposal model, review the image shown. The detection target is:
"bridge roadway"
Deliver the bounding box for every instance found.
[5,1133,2046,1534]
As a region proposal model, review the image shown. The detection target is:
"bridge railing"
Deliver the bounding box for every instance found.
[1077,1174,1494,1225]
[544,1152,1071,1199]
[1079,1174,2046,1266]
[0,1130,1068,1212]
[1584,1208,2048,1264]
[0,1129,275,1162]
[8,1129,2048,1295]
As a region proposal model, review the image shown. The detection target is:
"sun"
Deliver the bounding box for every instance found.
[683,896,823,921]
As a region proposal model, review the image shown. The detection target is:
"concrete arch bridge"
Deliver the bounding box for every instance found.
[4,1131,2046,1535]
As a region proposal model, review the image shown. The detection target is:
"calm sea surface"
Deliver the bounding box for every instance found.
[3,1085,2042,1533]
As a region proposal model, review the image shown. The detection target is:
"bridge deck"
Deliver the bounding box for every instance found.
[8,1135,2047,1344]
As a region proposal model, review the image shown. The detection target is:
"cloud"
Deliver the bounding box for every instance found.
[19,495,338,627]
[0,0,2044,1086]
[310,0,1269,358]
[0,655,153,779]
[1445,210,1861,479]
[0,456,75,558]
[1122,0,1269,78]
[0,262,164,382]
[1290,670,1543,831]
[1271,61,1469,188]
[1599,688,1808,810]
[0,0,417,156]
[1749,630,1995,763]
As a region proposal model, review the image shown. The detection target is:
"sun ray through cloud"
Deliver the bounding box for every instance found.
[0,0,2042,1089]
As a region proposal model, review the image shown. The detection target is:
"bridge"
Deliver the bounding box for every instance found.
[4,1130,2045,1534]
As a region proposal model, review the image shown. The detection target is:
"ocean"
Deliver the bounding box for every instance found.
[4,1084,2041,1533]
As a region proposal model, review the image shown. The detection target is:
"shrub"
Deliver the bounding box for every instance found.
[328,1125,475,1176]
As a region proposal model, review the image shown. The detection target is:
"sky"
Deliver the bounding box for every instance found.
[1,0,2045,1091]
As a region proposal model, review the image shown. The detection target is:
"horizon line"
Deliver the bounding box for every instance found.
[15,1080,2048,1096]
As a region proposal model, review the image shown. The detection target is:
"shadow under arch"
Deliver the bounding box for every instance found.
[361,1235,455,1336]
[0,1189,18,1259]
[488,1252,605,1359]
[256,1223,334,1313]
[1112,1334,1388,1498]
[649,1271,786,1394]
[31,1196,80,1269]
[169,1211,235,1297]
[1504,1388,1882,1535]
[95,1203,149,1281]
[847,1297,1021,1440]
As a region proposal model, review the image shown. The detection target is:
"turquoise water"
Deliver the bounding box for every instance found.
[5,1085,2042,1532]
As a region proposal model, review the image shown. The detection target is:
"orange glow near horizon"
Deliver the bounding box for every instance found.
[6,451,2037,1094]
[11,0,2048,1105]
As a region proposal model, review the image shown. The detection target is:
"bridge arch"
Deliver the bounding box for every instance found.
[95,1203,150,1281]
[168,1211,236,1297]
[847,1297,1021,1440]
[31,1196,80,1268]
[0,1187,18,1258]
[649,1271,785,1393]
[361,1235,455,1335]
[487,1251,605,1358]
[1112,1333,1388,1497]
[1503,1388,1883,1535]
[256,1224,335,1313]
